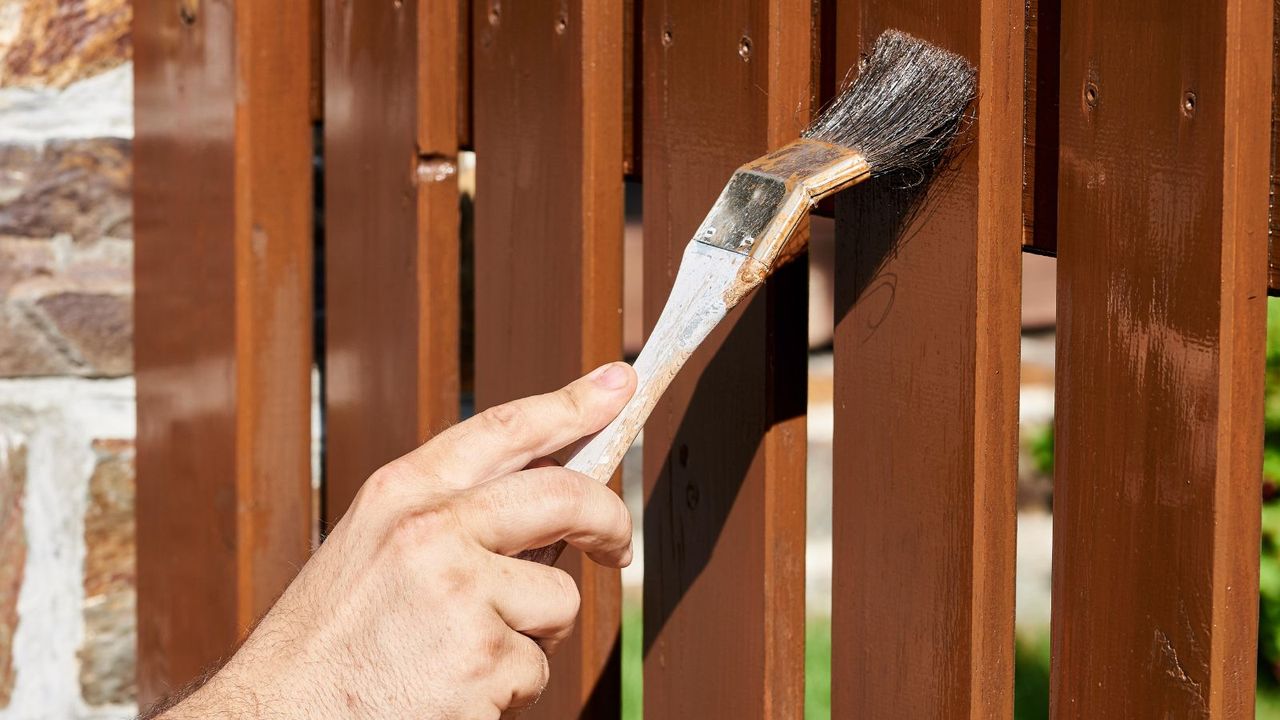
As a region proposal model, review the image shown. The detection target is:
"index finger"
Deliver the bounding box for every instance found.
[404,362,636,488]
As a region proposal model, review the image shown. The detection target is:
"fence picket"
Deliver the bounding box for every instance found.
[640,1,809,717]
[1050,0,1271,714]
[471,2,625,716]
[323,0,461,522]
[134,0,315,702]
[829,2,1024,717]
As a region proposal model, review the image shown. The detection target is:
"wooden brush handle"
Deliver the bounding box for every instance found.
[518,243,757,566]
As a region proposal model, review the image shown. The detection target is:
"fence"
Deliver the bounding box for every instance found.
[131,0,1274,717]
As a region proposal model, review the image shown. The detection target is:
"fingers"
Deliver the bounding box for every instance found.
[493,632,549,713]
[407,362,636,488]
[487,556,580,654]
[459,466,633,567]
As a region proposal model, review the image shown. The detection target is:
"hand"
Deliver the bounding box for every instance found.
[152,362,638,720]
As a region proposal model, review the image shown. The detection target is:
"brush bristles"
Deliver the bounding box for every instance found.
[803,29,975,178]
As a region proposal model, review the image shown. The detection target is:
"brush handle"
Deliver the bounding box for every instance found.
[518,242,756,566]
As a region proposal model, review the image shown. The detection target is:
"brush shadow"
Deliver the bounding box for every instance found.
[639,254,808,660]
[833,145,970,330]
[633,138,965,668]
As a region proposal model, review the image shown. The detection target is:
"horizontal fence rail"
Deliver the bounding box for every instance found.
[132,0,1275,716]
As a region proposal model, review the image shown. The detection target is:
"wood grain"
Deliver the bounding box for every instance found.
[1050,0,1271,715]
[830,2,1023,717]
[471,1,624,715]
[641,1,809,716]
[323,0,460,523]
[134,0,313,702]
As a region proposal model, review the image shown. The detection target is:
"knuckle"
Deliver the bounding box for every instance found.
[349,464,404,515]
[559,385,589,421]
[480,402,528,438]
[542,471,589,517]
[609,491,633,539]
[465,621,509,681]
[387,505,452,551]
[549,568,582,620]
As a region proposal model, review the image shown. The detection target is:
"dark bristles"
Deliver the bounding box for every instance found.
[804,29,975,177]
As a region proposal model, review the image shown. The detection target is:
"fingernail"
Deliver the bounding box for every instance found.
[590,362,629,390]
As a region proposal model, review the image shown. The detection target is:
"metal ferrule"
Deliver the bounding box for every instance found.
[693,138,870,267]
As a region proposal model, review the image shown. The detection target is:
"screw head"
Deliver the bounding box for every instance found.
[1181,91,1197,117]
[1083,81,1099,109]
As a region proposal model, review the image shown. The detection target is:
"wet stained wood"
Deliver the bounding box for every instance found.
[471,2,624,716]
[134,0,313,703]
[324,0,460,521]
[641,1,809,717]
[1051,0,1271,715]
[830,1,1023,717]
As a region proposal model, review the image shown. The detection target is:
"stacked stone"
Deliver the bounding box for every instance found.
[0,1,136,718]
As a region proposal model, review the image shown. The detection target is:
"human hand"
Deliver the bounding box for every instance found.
[151,362,638,720]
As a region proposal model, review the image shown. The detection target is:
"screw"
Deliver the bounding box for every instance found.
[661,27,673,47]
[416,156,457,183]
[738,35,752,61]
[1182,91,1197,117]
[555,13,567,34]
[488,1,501,25]
[1083,81,1099,109]
[178,0,197,25]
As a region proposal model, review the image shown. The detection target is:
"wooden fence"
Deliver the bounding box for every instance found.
[132,0,1274,716]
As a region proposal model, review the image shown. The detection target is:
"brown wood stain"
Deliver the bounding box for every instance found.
[134,0,315,703]
[323,0,461,522]
[1051,0,1271,715]
[472,2,625,716]
[830,1,1023,717]
[641,1,809,717]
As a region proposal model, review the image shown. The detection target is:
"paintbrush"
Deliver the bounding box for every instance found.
[523,29,975,565]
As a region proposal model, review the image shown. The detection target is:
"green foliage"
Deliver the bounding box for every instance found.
[806,615,831,719]
[1263,298,1280,687]
[1014,633,1051,720]
[1027,422,1055,478]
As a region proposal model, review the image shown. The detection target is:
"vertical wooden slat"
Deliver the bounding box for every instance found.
[641,1,809,717]
[134,0,313,702]
[1270,4,1280,293]
[830,2,1023,717]
[1023,0,1059,253]
[324,0,460,522]
[459,0,473,149]
[623,0,639,177]
[1050,0,1271,715]
[472,2,624,716]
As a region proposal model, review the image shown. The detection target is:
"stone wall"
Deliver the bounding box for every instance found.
[0,1,136,717]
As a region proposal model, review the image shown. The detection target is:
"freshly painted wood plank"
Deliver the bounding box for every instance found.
[134,0,313,703]
[641,1,809,716]
[471,2,624,716]
[830,2,1023,717]
[323,0,460,522]
[1051,0,1271,715]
